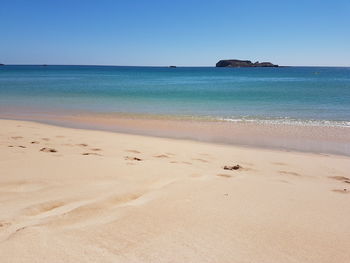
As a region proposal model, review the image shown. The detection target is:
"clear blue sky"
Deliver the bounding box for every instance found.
[1,0,349,66]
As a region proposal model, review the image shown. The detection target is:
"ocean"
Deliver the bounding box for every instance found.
[1,65,350,127]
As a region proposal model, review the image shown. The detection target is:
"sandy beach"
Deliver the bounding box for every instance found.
[1,118,350,262]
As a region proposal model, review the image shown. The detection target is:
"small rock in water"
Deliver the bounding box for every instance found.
[223,165,241,170]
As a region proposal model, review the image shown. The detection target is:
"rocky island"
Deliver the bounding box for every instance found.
[216,59,278,67]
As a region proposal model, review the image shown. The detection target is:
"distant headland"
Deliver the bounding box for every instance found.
[216,59,278,68]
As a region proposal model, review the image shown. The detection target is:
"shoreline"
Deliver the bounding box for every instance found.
[1,118,350,262]
[1,112,349,156]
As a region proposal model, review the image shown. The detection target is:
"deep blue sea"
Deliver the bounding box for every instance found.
[1,65,350,126]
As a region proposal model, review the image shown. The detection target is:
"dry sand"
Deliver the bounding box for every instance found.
[0,119,349,262]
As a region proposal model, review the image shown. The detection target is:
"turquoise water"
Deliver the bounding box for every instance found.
[1,65,350,126]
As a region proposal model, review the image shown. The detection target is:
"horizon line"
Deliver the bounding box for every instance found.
[1,64,350,68]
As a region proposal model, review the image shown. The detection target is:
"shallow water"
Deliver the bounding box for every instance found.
[1,65,350,126]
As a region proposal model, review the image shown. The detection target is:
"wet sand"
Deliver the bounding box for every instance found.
[1,119,350,262]
[1,111,350,156]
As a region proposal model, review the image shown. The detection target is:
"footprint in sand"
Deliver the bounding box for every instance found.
[192,158,209,163]
[329,176,350,184]
[223,165,241,171]
[82,152,102,156]
[40,147,57,153]
[125,156,142,161]
[18,145,26,148]
[41,138,50,141]
[278,170,301,176]
[90,148,102,151]
[216,174,233,178]
[77,143,88,147]
[154,154,169,158]
[31,141,40,144]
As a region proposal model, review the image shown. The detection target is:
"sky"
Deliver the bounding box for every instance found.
[1,0,349,66]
